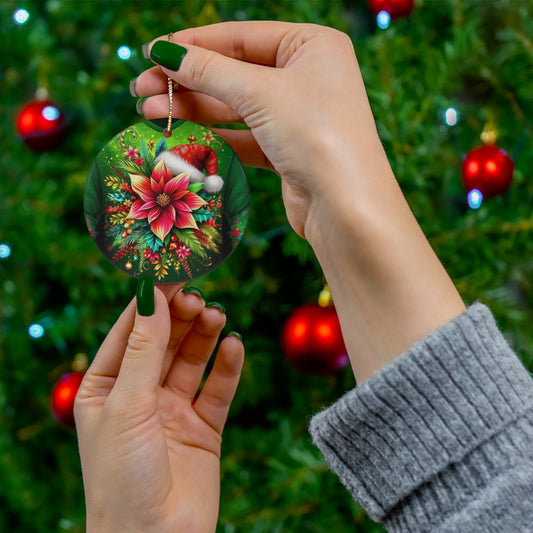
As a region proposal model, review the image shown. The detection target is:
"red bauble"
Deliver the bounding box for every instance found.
[462,144,514,198]
[368,0,415,18]
[16,99,67,151]
[282,303,348,375]
[51,372,84,426]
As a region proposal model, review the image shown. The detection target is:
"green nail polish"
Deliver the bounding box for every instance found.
[182,286,204,299]
[228,331,243,342]
[150,41,188,71]
[129,77,138,97]
[136,97,146,115]
[137,276,155,316]
[206,302,226,314]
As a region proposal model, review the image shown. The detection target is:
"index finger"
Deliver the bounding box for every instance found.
[152,20,296,67]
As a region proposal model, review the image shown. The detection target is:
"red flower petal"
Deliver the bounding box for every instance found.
[127,199,150,220]
[151,176,165,195]
[150,209,175,241]
[142,200,157,210]
[148,206,162,224]
[181,191,207,210]
[165,172,190,197]
[129,173,154,203]
[166,204,176,221]
[174,207,199,230]
[152,159,174,184]
[173,200,191,213]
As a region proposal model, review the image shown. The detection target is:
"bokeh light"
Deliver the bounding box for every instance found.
[28,323,45,338]
[42,105,60,121]
[377,11,391,29]
[467,189,483,209]
[0,243,11,259]
[117,45,132,60]
[14,9,30,24]
[444,107,459,126]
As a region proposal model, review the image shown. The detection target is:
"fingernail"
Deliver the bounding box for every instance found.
[129,77,138,97]
[182,286,204,299]
[150,41,188,71]
[206,301,226,314]
[142,42,150,59]
[137,276,155,316]
[136,97,146,115]
[228,331,242,342]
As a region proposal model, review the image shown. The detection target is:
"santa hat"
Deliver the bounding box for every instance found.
[156,144,224,193]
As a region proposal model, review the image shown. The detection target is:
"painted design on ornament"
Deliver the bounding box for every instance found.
[84,119,250,282]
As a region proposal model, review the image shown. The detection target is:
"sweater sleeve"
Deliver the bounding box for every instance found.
[308,303,533,532]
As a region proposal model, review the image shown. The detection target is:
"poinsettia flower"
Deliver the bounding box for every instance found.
[126,160,206,242]
[123,145,139,161]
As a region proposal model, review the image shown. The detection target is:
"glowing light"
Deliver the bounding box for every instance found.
[0,244,11,259]
[468,189,483,209]
[42,105,60,121]
[19,109,35,130]
[317,323,333,339]
[292,321,307,339]
[377,11,391,29]
[29,323,45,338]
[117,46,132,60]
[58,386,74,402]
[485,160,497,173]
[467,161,479,176]
[14,9,30,24]
[444,107,458,126]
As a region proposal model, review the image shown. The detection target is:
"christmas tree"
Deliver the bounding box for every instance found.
[2,1,533,531]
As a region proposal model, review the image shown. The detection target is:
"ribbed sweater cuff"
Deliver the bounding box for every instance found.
[309,303,533,528]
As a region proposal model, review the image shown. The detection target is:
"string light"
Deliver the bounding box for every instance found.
[28,324,45,339]
[376,11,391,29]
[117,45,132,60]
[467,189,483,210]
[14,9,30,24]
[444,107,459,126]
[0,243,11,259]
[42,105,60,121]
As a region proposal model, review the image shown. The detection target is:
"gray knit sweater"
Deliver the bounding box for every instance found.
[309,303,533,532]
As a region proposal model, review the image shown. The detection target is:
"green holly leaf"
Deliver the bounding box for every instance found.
[188,182,204,193]
[193,208,213,223]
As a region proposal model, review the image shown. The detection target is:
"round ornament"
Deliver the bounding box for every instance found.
[368,0,415,18]
[16,98,67,151]
[462,144,514,198]
[282,303,348,375]
[51,372,84,426]
[84,119,250,283]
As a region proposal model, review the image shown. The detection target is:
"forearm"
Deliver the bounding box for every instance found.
[304,140,465,383]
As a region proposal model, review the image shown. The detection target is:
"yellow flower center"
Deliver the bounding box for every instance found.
[156,193,171,207]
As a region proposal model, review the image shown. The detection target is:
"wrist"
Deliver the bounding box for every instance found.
[302,147,465,382]
[303,139,396,251]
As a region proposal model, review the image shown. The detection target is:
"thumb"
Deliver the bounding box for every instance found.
[148,40,265,119]
[113,278,171,395]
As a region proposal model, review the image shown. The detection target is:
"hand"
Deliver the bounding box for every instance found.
[134,22,465,383]
[134,21,383,239]
[75,284,244,533]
